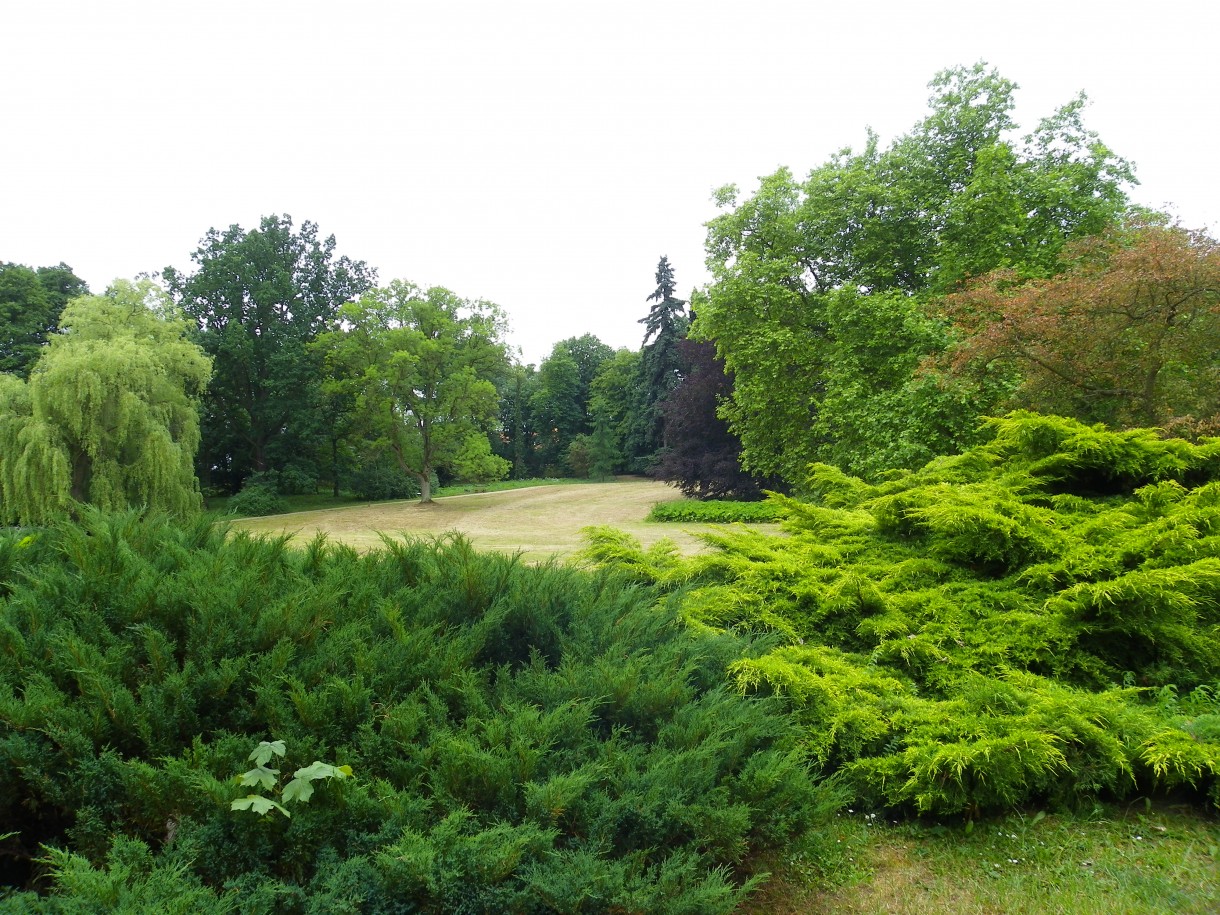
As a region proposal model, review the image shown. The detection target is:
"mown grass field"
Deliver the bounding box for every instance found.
[229,479,757,562]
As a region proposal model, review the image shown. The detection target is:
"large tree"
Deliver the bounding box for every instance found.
[697,63,1134,484]
[588,347,645,474]
[163,215,375,492]
[528,334,614,475]
[0,262,89,378]
[634,256,688,469]
[0,280,211,524]
[651,335,774,500]
[317,281,510,503]
[940,220,1220,435]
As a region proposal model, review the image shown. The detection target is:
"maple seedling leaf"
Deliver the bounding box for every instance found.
[281,777,315,805]
[237,765,279,791]
[230,794,291,818]
[293,761,352,782]
[248,740,287,767]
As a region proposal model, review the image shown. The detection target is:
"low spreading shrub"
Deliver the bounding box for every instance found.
[226,483,289,517]
[347,456,420,502]
[647,499,785,524]
[0,512,829,911]
[584,413,1220,817]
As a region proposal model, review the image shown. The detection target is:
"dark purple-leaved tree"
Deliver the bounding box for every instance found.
[652,336,778,500]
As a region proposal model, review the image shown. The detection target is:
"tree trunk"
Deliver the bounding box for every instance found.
[417,471,432,503]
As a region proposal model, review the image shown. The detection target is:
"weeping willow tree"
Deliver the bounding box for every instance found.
[0,280,212,524]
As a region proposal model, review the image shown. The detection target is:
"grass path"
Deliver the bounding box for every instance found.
[230,479,747,561]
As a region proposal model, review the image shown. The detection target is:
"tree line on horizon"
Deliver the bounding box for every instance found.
[3,62,1219,525]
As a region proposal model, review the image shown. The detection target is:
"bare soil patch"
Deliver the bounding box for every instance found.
[230,479,750,561]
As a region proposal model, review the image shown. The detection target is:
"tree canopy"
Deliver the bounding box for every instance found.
[651,334,774,500]
[164,215,375,492]
[695,63,1135,484]
[0,261,89,378]
[317,280,511,502]
[940,220,1220,436]
[0,280,211,524]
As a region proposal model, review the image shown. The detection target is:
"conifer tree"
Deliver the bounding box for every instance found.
[633,256,687,470]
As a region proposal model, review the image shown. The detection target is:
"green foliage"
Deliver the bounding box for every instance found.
[698,64,1134,484]
[231,740,353,818]
[0,512,827,910]
[316,280,510,502]
[346,453,421,502]
[164,215,375,494]
[226,483,289,517]
[584,414,1220,815]
[647,499,785,524]
[0,280,211,524]
[0,261,88,379]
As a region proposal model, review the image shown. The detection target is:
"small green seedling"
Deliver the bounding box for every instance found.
[230,739,353,818]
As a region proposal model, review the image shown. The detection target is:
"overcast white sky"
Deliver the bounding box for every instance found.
[4,1,1217,365]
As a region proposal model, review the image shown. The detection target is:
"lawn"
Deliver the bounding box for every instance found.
[228,478,753,561]
[747,802,1219,915]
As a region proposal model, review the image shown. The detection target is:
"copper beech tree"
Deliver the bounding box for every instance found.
[940,222,1220,435]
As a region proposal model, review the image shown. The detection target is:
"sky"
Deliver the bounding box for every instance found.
[4,1,1218,366]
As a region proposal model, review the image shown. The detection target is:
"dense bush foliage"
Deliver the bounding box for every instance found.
[584,413,1220,816]
[347,456,422,502]
[225,483,289,517]
[0,514,827,911]
[647,500,784,524]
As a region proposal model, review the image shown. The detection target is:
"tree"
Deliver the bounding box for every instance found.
[530,348,584,474]
[0,280,211,524]
[651,334,774,500]
[496,363,541,479]
[635,256,688,468]
[0,261,89,378]
[525,335,614,476]
[940,221,1220,435]
[164,215,375,492]
[587,414,619,481]
[589,347,645,474]
[317,280,510,503]
[697,63,1134,484]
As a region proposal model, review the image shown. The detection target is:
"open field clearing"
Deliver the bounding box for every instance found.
[229,479,760,561]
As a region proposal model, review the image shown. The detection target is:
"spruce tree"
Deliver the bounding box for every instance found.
[632,256,687,470]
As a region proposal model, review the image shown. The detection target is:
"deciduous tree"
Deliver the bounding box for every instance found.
[317,281,510,502]
[164,215,374,492]
[940,221,1220,434]
[651,335,775,500]
[0,280,211,523]
[697,63,1133,484]
[0,261,89,378]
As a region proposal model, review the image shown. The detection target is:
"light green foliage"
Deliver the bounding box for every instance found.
[0,280,211,524]
[584,413,1220,814]
[231,740,353,817]
[316,280,510,502]
[698,64,1133,484]
[646,499,784,523]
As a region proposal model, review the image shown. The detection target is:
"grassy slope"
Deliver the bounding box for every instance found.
[749,803,1219,915]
